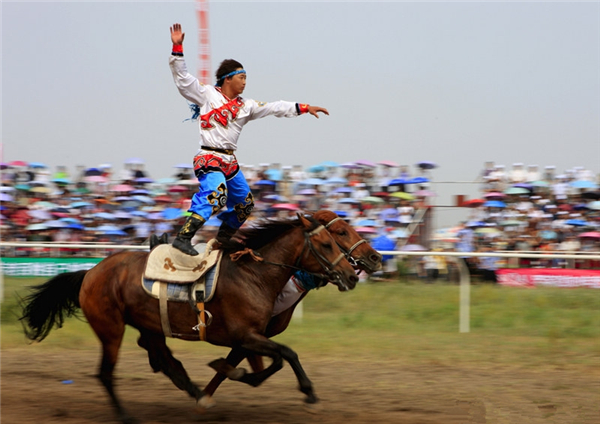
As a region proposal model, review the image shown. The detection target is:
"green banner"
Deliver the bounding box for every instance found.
[1,258,103,277]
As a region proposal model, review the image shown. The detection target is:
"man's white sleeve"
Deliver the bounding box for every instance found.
[246,99,300,121]
[169,55,207,106]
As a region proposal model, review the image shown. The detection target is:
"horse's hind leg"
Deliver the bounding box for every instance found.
[89,316,134,423]
[137,330,203,401]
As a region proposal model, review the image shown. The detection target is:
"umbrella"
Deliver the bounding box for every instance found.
[570,180,598,189]
[174,163,193,169]
[320,161,339,168]
[25,223,49,231]
[153,195,174,203]
[578,231,600,239]
[483,200,506,208]
[340,162,361,169]
[414,190,436,197]
[84,167,103,176]
[333,187,353,194]
[324,177,348,185]
[378,160,398,168]
[51,178,71,184]
[361,196,384,204]
[389,192,415,200]
[30,186,52,194]
[587,201,600,210]
[475,227,501,234]
[306,165,326,173]
[59,217,82,224]
[43,220,69,228]
[96,224,121,232]
[463,199,485,208]
[466,221,487,228]
[499,220,523,227]
[28,162,47,169]
[407,177,429,184]
[540,230,558,240]
[8,160,28,167]
[355,160,377,168]
[271,203,301,211]
[0,186,15,192]
[355,219,378,227]
[113,211,133,219]
[111,184,134,192]
[65,223,85,230]
[299,178,325,186]
[532,180,550,188]
[125,157,145,165]
[132,195,155,204]
[565,219,588,227]
[354,227,378,234]
[94,212,116,220]
[130,189,150,195]
[85,175,108,183]
[254,180,276,187]
[0,193,13,202]
[504,187,530,195]
[135,177,154,184]
[387,178,411,186]
[338,197,361,204]
[32,201,58,209]
[400,244,427,251]
[416,161,437,170]
[483,192,506,199]
[264,169,283,181]
[333,210,348,218]
[103,229,128,236]
[27,209,52,220]
[512,183,533,190]
[168,185,188,193]
[157,177,178,185]
[297,188,317,196]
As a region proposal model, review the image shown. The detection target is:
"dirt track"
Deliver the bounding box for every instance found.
[2,347,598,424]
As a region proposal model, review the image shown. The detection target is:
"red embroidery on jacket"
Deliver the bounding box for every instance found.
[200,97,245,129]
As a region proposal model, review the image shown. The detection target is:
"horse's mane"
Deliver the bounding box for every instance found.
[219,214,321,252]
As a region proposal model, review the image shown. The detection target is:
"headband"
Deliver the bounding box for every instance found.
[218,69,246,82]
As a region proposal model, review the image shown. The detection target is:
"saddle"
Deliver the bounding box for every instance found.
[142,240,222,340]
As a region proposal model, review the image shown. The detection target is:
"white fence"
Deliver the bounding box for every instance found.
[2,242,599,334]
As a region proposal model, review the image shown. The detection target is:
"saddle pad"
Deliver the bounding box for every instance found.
[142,264,219,303]
[144,241,221,283]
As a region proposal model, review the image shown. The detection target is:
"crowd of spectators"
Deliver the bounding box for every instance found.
[1,159,598,281]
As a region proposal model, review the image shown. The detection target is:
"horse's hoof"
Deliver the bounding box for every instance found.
[304,401,322,414]
[198,394,217,409]
[304,393,319,404]
[226,367,247,381]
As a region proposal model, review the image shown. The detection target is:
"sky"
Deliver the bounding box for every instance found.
[2,1,599,227]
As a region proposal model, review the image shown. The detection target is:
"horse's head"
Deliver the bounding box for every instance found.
[313,210,383,274]
[297,214,359,292]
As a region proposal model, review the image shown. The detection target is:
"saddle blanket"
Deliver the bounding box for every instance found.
[142,264,218,303]
[144,241,221,283]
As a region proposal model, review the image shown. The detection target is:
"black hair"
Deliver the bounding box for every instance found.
[215,59,244,87]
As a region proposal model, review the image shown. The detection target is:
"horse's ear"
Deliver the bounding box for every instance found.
[297,213,311,229]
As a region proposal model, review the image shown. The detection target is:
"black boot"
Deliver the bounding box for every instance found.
[216,222,238,244]
[172,214,204,256]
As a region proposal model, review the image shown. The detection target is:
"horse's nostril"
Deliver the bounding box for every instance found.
[350,274,359,284]
[371,253,382,262]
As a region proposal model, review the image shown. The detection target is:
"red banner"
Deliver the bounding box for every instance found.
[496,268,600,288]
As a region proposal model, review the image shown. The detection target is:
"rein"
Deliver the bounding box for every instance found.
[229,224,344,286]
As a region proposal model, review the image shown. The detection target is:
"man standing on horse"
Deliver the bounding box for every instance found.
[169,23,329,255]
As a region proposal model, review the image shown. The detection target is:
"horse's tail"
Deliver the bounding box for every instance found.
[19,270,88,342]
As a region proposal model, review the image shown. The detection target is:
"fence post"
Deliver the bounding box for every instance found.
[458,258,471,333]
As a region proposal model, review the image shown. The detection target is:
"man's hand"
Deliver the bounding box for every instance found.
[308,106,329,119]
[170,23,185,45]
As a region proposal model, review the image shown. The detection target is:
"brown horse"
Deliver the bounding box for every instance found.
[20,213,358,424]
[200,209,382,407]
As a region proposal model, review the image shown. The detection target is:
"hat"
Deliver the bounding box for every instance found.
[513,163,523,167]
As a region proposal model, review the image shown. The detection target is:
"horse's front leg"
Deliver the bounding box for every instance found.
[237,335,318,404]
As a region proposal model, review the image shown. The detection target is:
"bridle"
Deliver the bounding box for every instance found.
[252,223,347,288]
[324,217,369,268]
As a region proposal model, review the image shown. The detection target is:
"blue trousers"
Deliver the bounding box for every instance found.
[189,170,254,229]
